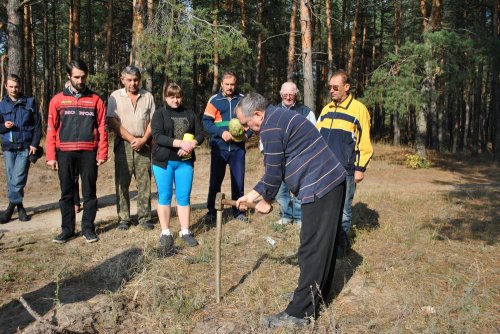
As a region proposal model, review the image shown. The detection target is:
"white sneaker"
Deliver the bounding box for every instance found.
[275,218,293,225]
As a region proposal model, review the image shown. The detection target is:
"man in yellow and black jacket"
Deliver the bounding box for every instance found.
[317,69,373,258]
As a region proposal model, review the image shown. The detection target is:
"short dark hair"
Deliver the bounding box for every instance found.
[66,59,88,76]
[331,69,350,85]
[121,65,142,79]
[222,71,238,81]
[238,92,268,118]
[6,74,21,86]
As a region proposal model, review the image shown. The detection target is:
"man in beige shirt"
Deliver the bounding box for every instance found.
[107,65,156,230]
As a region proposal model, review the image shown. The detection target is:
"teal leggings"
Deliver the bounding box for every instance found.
[153,160,194,206]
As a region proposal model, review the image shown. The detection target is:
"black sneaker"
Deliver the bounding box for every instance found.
[180,233,199,247]
[116,221,130,230]
[52,231,76,244]
[160,234,174,253]
[235,214,249,224]
[262,311,310,328]
[83,230,99,243]
[202,213,216,226]
[142,220,155,230]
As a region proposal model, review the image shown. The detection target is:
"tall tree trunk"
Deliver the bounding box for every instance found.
[42,0,50,128]
[23,3,32,95]
[130,0,146,66]
[325,0,334,79]
[145,0,154,92]
[430,0,442,30]
[347,0,360,76]
[493,0,500,160]
[239,0,246,32]
[255,0,264,92]
[393,111,400,145]
[6,0,24,78]
[287,0,297,81]
[300,0,314,108]
[419,0,427,33]
[68,0,80,61]
[103,0,113,79]
[471,62,483,155]
[211,0,219,94]
[87,0,94,73]
[53,0,61,90]
[393,0,401,54]
[357,14,367,95]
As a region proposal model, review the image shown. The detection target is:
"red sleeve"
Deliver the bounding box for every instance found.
[96,97,108,161]
[45,96,59,161]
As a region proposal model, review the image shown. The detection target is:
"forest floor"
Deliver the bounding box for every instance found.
[0,142,498,334]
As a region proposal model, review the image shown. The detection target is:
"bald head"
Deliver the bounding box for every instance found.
[280,82,300,108]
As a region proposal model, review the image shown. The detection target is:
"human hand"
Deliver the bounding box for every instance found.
[46,160,58,171]
[4,121,14,129]
[354,170,365,183]
[29,146,37,155]
[255,200,272,214]
[177,148,189,157]
[131,137,146,151]
[179,140,195,154]
[221,131,233,142]
[97,159,107,166]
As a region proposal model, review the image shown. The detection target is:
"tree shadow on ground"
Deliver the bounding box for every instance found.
[426,158,500,245]
[0,248,143,333]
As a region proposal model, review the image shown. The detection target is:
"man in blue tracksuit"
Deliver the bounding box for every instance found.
[202,71,249,223]
[0,74,41,223]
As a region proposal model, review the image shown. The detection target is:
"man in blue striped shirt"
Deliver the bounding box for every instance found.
[235,93,346,328]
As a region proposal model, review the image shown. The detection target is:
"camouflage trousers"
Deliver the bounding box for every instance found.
[114,139,151,224]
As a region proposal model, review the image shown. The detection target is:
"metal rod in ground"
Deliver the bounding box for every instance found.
[215,208,223,303]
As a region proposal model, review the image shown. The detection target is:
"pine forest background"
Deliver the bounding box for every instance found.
[1,0,499,160]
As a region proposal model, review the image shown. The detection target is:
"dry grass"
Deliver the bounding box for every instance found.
[0,143,499,333]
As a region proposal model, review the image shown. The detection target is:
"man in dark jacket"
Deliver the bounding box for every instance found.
[0,74,41,223]
[236,93,346,328]
[202,71,250,224]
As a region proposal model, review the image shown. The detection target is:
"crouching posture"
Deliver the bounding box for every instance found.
[236,93,346,328]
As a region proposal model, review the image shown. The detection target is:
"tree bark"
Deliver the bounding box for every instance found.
[493,0,500,160]
[145,0,154,92]
[300,0,314,108]
[325,0,334,79]
[130,0,146,66]
[347,0,360,76]
[239,0,246,33]
[255,0,264,92]
[42,0,50,128]
[419,0,427,33]
[103,0,113,77]
[23,3,32,94]
[211,0,220,94]
[6,0,24,78]
[287,0,297,81]
[87,0,94,73]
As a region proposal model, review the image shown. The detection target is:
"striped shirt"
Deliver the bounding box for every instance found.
[254,106,346,204]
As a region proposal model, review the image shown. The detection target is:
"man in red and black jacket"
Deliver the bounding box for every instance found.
[46,59,108,244]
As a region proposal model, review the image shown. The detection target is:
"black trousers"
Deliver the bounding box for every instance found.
[285,181,345,318]
[57,150,98,234]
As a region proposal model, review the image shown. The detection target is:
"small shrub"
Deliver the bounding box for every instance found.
[405,153,431,169]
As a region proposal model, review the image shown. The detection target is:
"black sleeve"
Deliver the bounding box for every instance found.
[151,109,175,148]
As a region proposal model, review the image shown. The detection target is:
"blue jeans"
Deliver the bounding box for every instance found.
[276,181,301,220]
[2,149,30,204]
[340,174,356,247]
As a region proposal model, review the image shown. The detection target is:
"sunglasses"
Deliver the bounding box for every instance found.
[327,85,342,91]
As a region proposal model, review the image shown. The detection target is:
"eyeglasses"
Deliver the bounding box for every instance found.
[327,85,342,91]
[281,94,296,99]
